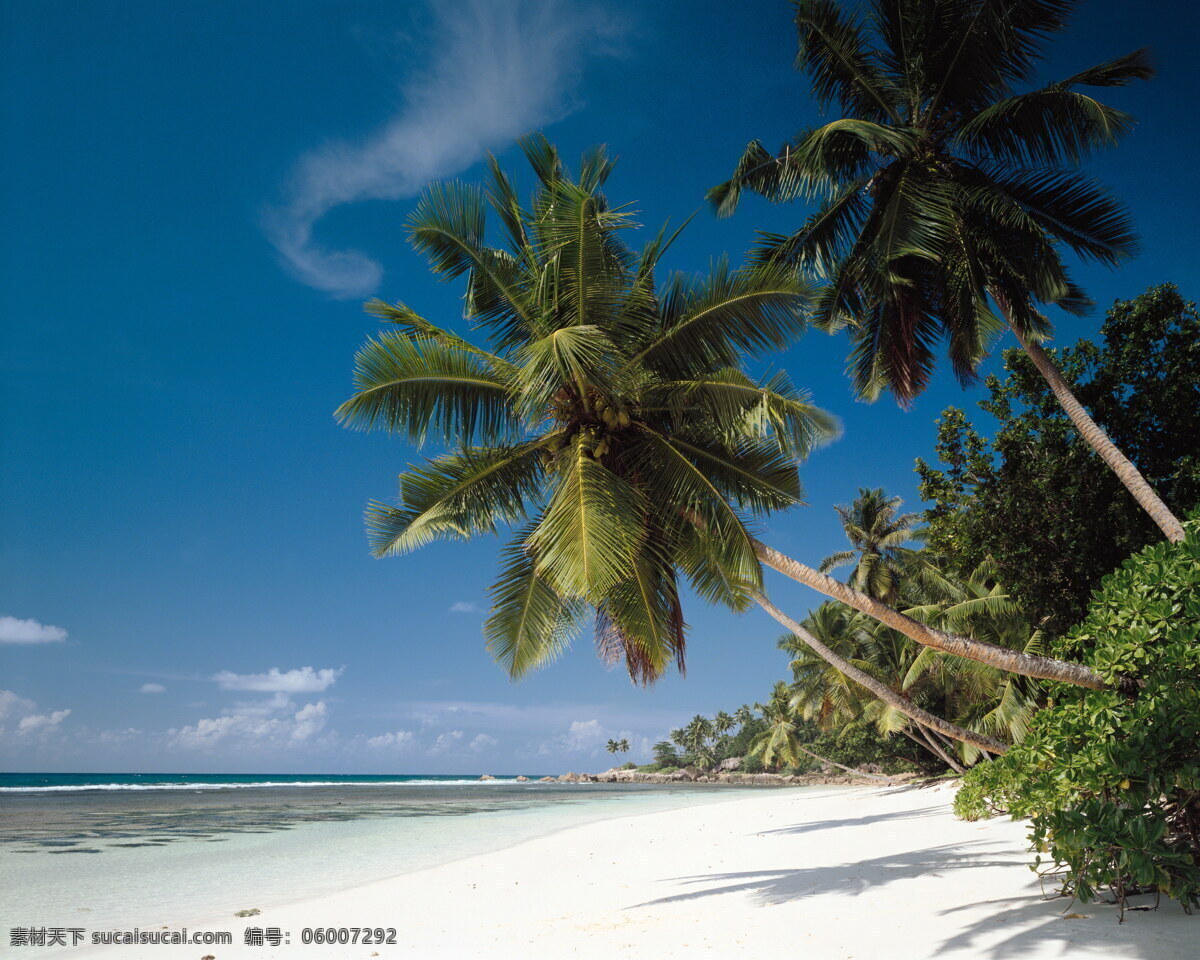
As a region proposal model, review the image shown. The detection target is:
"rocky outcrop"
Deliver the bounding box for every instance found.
[478,774,495,781]
[515,775,529,782]
[538,776,556,782]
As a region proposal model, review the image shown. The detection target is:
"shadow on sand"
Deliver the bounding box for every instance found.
[629,837,1195,959]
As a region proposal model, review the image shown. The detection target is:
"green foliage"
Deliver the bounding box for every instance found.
[620,761,637,771]
[340,135,835,684]
[740,755,766,774]
[918,284,1200,635]
[713,0,1150,404]
[954,520,1200,910]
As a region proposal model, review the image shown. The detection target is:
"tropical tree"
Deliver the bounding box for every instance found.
[748,682,899,781]
[652,740,680,767]
[604,738,630,755]
[338,134,828,684]
[781,601,970,771]
[710,0,1184,543]
[339,136,1104,756]
[820,488,922,602]
[713,710,736,737]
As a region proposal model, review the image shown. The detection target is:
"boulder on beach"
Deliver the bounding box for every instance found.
[479,774,495,781]
[538,776,556,783]
[558,772,580,782]
[515,775,529,782]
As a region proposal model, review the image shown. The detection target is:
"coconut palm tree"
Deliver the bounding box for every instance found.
[748,681,899,781]
[713,710,736,737]
[339,136,1102,756]
[605,738,629,755]
[339,134,829,684]
[734,704,756,727]
[780,601,971,770]
[820,488,922,602]
[711,0,1184,543]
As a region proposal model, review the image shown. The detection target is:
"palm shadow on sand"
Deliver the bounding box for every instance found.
[628,838,1195,959]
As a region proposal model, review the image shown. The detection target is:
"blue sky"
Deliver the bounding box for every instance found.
[2,0,1197,774]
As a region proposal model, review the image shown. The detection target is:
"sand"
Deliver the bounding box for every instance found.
[71,781,1195,959]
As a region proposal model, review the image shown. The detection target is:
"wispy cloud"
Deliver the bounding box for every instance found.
[139,683,166,694]
[0,615,67,645]
[212,666,343,693]
[448,601,478,614]
[263,0,622,298]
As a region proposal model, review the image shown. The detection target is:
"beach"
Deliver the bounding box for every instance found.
[38,781,1193,959]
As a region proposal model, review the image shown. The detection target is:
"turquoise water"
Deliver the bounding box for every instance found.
[0,773,754,932]
[0,772,542,791]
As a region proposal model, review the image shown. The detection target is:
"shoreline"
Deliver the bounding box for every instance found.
[65,782,1194,959]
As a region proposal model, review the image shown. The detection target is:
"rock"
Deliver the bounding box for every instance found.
[478,774,495,781]
[558,772,580,782]
[538,776,556,782]
[718,757,742,771]
[515,775,529,782]
[234,908,260,918]
[201,956,215,960]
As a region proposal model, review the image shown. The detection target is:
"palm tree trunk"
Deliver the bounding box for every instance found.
[752,539,1106,689]
[901,726,964,774]
[755,595,1008,755]
[791,742,905,783]
[1000,307,1184,544]
[917,725,966,774]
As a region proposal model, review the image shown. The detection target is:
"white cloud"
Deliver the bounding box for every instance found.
[430,730,464,754]
[18,709,70,734]
[0,690,36,720]
[291,701,327,742]
[0,615,67,645]
[469,733,498,752]
[140,683,166,694]
[0,690,71,739]
[449,601,478,614]
[366,730,415,750]
[263,0,622,298]
[169,695,329,750]
[212,666,342,693]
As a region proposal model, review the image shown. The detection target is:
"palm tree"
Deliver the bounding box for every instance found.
[681,714,716,768]
[781,601,972,770]
[711,0,1184,543]
[820,488,922,602]
[749,682,900,781]
[605,738,622,755]
[713,710,736,737]
[339,135,828,684]
[339,136,1102,755]
[734,704,756,728]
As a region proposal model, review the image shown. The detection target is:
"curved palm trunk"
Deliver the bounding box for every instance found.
[791,742,905,783]
[755,595,1008,755]
[752,539,1106,690]
[913,725,965,774]
[1003,311,1185,544]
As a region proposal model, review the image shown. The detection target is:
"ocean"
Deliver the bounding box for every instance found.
[0,773,745,934]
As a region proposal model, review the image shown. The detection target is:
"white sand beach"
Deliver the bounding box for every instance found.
[69,781,1195,960]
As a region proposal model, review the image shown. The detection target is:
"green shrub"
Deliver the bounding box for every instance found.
[620,761,637,770]
[740,755,766,774]
[955,519,1200,911]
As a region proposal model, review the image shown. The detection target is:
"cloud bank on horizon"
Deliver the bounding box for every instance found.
[264,0,622,299]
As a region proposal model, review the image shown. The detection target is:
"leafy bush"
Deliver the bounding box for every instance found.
[620,761,637,770]
[740,755,766,774]
[955,519,1200,911]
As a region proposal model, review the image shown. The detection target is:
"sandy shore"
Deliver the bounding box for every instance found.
[73,782,1194,959]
